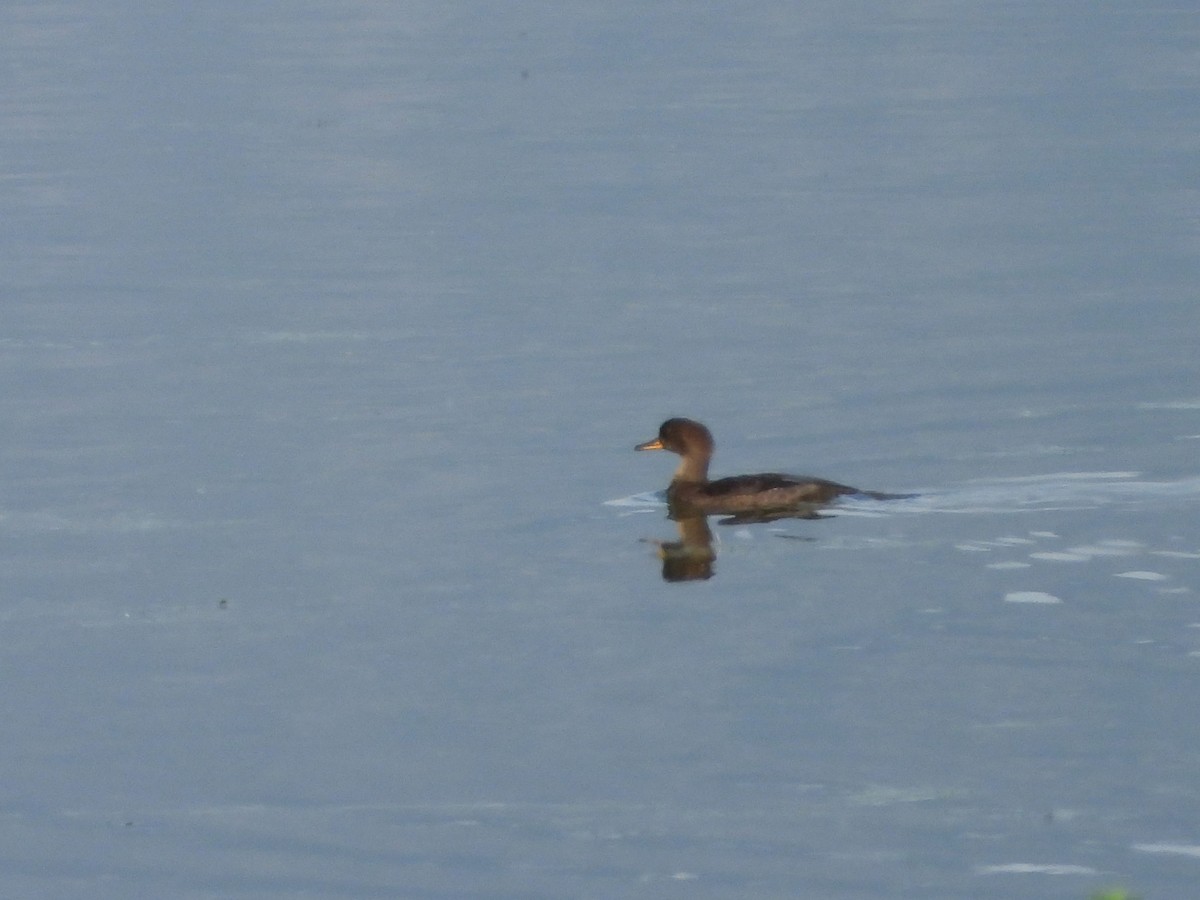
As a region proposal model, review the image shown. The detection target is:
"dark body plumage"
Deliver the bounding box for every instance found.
[635,417,890,520]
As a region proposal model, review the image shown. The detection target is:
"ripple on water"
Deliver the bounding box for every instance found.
[975,862,1099,875]
[1004,591,1063,604]
[1113,570,1168,581]
[1029,551,1091,562]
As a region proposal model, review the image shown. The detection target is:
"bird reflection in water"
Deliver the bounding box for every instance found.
[641,508,829,582]
[645,515,717,582]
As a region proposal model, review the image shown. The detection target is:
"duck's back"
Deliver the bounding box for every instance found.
[673,473,860,512]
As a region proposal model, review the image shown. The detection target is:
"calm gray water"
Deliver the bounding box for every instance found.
[2,2,1198,897]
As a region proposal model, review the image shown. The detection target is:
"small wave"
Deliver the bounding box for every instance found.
[0,510,179,534]
[603,491,666,512]
[1133,842,1200,858]
[1139,399,1200,410]
[882,473,1200,515]
[976,863,1099,875]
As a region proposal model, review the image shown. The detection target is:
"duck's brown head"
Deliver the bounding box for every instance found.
[635,418,714,482]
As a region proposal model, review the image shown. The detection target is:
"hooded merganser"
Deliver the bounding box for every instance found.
[635,417,894,519]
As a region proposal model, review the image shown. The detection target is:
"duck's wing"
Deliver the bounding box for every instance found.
[699,473,860,502]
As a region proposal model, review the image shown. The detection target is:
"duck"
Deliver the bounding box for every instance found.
[635,417,896,520]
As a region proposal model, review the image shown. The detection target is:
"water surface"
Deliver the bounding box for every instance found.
[2,1,1198,897]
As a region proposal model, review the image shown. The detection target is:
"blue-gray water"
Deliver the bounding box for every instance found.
[2,2,1198,897]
